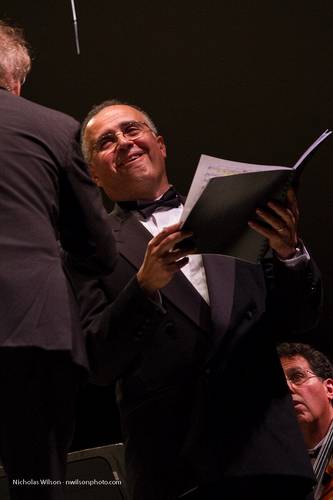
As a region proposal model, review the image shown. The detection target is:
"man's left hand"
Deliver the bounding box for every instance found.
[248,187,300,259]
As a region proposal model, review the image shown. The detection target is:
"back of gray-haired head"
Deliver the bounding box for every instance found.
[0,20,31,91]
[81,99,158,164]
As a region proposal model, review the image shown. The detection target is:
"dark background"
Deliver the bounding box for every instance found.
[2,0,332,449]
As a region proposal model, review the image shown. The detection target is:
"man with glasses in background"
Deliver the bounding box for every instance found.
[278,343,333,499]
[71,99,322,499]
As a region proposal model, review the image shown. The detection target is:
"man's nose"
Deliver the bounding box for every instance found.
[115,132,133,150]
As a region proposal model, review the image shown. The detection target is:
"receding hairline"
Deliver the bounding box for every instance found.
[86,103,153,129]
[81,100,158,164]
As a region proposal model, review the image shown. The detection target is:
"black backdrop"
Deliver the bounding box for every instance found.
[1,0,333,448]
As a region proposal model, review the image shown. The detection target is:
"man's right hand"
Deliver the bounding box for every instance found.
[137,223,194,295]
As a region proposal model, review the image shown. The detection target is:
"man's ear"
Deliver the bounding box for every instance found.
[157,135,167,159]
[89,164,101,187]
[10,81,21,96]
[324,379,333,402]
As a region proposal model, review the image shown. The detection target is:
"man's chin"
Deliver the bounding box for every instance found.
[296,412,312,425]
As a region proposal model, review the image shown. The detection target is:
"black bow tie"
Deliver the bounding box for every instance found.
[117,186,182,219]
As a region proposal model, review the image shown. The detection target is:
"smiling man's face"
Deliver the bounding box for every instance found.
[84,104,170,201]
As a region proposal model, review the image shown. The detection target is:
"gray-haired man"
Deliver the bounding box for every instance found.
[0,20,116,500]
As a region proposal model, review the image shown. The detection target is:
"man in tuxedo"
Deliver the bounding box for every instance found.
[75,99,321,499]
[278,343,333,498]
[0,21,116,500]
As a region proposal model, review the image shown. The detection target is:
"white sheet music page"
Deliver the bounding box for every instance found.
[180,129,332,225]
[180,155,287,224]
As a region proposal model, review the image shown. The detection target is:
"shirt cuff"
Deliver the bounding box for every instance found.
[276,240,310,268]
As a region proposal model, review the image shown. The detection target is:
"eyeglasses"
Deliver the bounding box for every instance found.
[92,121,152,154]
[285,368,319,387]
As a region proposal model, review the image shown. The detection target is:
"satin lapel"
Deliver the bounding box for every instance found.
[110,211,150,269]
[202,254,235,345]
[111,210,211,334]
[162,270,212,334]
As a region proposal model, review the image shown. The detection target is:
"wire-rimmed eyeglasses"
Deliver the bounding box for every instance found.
[92,121,153,154]
[285,368,319,387]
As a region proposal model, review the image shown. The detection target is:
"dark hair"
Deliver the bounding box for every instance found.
[81,98,158,164]
[0,20,31,89]
[277,342,333,380]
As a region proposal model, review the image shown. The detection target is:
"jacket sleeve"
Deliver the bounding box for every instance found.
[68,266,169,384]
[263,253,322,338]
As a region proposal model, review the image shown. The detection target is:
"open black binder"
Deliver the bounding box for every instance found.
[179,130,331,263]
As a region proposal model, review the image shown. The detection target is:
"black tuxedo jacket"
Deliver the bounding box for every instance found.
[71,205,322,499]
[0,89,116,369]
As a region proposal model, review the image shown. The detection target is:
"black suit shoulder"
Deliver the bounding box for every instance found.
[0,90,80,166]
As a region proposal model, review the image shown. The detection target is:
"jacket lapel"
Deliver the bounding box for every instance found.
[202,254,235,348]
[109,209,150,268]
[110,208,211,333]
[162,269,212,334]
